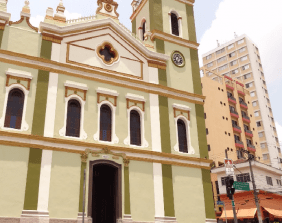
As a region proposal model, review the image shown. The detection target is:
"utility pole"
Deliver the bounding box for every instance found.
[226,176,238,223]
[248,153,263,223]
[231,195,238,223]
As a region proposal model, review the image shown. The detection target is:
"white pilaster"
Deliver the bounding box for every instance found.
[149,93,165,218]
[37,43,60,215]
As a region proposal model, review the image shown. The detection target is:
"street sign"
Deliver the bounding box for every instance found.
[233,181,250,191]
[224,159,234,176]
[217,201,224,206]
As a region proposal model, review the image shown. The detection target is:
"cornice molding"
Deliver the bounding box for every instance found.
[9,16,38,32]
[39,18,169,64]
[151,29,199,50]
[0,49,205,105]
[0,11,10,27]
[130,0,148,21]
[0,131,212,169]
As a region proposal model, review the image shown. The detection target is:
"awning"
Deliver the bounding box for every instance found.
[237,208,257,219]
[264,208,282,217]
[219,210,235,219]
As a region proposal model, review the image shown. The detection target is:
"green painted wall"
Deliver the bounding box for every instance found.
[23,148,42,210]
[172,166,206,223]
[186,5,197,42]
[149,0,163,31]
[31,70,49,136]
[1,19,41,57]
[0,145,29,217]
[48,151,81,218]
[162,164,175,217]
[78,161,86,212]
[158,69,167,87]
[0,30,4,48]
[129,161,155,221]
[54,74,152,149]
[155,39,165,54]
[124,166,131,215]
[132,19,136,35]
[0,62,38,135]
[195,104,209,159]
[190,49,202,95]
[40,40,52,60]
[201,169,216,219]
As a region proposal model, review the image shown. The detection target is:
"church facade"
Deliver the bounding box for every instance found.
[0,0,216,222]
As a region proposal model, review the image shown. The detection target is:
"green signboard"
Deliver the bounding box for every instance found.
[233,181,250,191]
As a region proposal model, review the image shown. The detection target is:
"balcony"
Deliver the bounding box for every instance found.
[238,90,246,96]
[230,110,239,118]
[240,101,248,109]
[235,140,244,148]
[247,144,256,152]
[242,115,250,123]
[226,84,234,91]
[233,124,242,133]
[228,96,237,104]
[245,129,253,137]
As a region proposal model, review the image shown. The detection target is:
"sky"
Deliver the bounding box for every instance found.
[6,0,282,143]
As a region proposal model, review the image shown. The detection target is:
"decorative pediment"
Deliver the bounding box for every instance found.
[6,68,32,90]
[96,0,119,19]
[64,81,88,101]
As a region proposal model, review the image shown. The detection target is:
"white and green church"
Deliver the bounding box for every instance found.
[0,0,216,222]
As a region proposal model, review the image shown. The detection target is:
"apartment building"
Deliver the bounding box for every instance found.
[202,34,281,169]
[201,69,262,167]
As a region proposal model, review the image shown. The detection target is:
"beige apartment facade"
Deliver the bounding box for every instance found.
[202,34,281,169]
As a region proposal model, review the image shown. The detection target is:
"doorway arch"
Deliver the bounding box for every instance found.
[88,160,122,223]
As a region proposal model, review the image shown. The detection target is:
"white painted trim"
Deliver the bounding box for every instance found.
[153,163,165,218]
[59,94,88,140]
[0,135,211,168]
[64,80,88,91]
[44,72,58,138]
[93,100,119,144]
[125,93,146,102]
[168,10,183,38]
[96,87,119,97]
[172,103,191,111]
[174,115,195,154]
[149,94,162,152]
[37,150,53,212]
[123,106,148,148]
[0,84,29,132]
[6,68,33,79]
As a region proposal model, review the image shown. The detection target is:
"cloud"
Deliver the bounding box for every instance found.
[30,15,44,28]
[29,10,81,28]
[198,0,282,84]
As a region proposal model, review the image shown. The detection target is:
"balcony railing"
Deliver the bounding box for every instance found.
[230,110,238,115]
[245,129,253,135]
[247,144,256,152]
[228,95,236,102]
[240,101,248,109]
[233,124,242,133]
[242,115,250,123]
[235,140,244,148]
[230,110,239,118]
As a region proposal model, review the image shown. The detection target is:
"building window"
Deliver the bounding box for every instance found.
[256,121,261,127]
[130,110,141,146]
[254,111,259,117]
[207,62,213,68]
[227,44,234,50]
[252,101,257,107]
[244,73,251,79]
[250,92,255,97]
[236,173,251,182]
[171,12,179,36]
[206,128,209,135]
[237,39,244,44]
[237,149,244,159]
[216,48,225,55]
[242,64,250,70]
[4,88,24,129]
[230,60,237,66]
[239,47,246,53]
[221,176,234,186]
[278,147,281,154]
[65,99,81,137]
[142,20,146,40]
[277,179,282,186]
[177,119,188,153]
[240,56,248,61]
[263,154,268,160]
[217,56,227,63]
[258,132,264,138]
[266,176,273,186]
[100,104,112,142]
[245,82,253,88]
[229,52,235,58]
[206,54,212,60]
[218,64,228,71]
[261,143,266,149]
[208,145,211,151]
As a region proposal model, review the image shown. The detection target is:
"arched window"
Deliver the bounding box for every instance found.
[66,99,81,137]
[142,21,146,41]
[171,12,179,36]
[130,110,141,146]
[100,104,112,142]
[4,88,24,129]
[177,119,188,153]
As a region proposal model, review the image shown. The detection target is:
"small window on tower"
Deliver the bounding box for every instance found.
[171,12,179,36]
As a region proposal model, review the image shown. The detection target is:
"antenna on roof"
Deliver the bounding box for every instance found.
[234,32,237,38]
[216,40,220,47]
